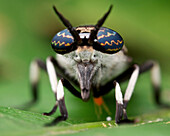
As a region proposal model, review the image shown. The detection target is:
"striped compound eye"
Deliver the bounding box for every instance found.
[96,27,124,54]
[51,29,75,54]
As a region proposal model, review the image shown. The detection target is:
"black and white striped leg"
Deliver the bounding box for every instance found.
[17,59,48,109]
[45,57,68,125]
[115,64,139,124]
[139,60,169,107]
[114,81,123,123]
[51,80,68,125]
[43,56,82,118]
[123,64,139,121]
[43,56,81,116]
[19,59,46,109]
[29,59,47,103]
[43,57,59,116]
[46,80,68,126]
[150,62,161,105]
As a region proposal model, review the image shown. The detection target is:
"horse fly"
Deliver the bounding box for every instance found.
[28,5,168,126]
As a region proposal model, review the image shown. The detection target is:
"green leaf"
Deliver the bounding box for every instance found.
[0,106,170,136]
[0,0,170,136]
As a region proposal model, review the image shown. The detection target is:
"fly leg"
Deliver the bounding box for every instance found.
[139,60,169,107]
[42,57,59,116]
[44,57,67,126]
[19,59,47,109]
[28,56,63,117]
[30,59,47,102]
[115,64,139,124]
[46,77,83,125]
[43,78,82,116]
[45,57,83,125]
[45,80,68,126]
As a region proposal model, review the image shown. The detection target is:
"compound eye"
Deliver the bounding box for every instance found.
[51,29,75,54]
[96,27,124,54]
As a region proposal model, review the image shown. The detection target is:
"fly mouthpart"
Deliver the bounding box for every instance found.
[81,88,90,101]
[77,62,94,101]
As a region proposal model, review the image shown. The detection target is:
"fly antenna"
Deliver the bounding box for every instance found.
[53,6,82,45]
[88,5,113,45]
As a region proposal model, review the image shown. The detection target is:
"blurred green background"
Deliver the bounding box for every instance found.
[0,0,170,135]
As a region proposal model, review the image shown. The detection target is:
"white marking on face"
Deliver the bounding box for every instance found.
[46,57,58,93]
[79,33,90,38]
